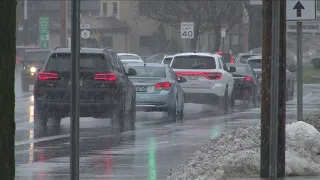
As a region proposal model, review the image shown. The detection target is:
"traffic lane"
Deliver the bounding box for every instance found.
[15,88,320,180]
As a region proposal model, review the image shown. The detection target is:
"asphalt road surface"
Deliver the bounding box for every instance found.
[14,74,320,180]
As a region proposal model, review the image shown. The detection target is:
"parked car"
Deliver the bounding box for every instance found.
[125,63,186,121]
[227,63,261,107]
[33,48,137,128]
[19,49,51,92]
[170,52,236,113]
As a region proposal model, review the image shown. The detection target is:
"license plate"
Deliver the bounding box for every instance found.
[184,76,199,80]
[136,86,147,92]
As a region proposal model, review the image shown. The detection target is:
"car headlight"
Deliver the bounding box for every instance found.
[30,67,37,73]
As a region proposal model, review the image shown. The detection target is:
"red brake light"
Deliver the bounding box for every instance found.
[244,76,252,81]
[205,72,222,80]
[230,57,235,63]
[37,72,58,80]
[216,51,222,55]
[155,82,171,90]
[94,72,117,81]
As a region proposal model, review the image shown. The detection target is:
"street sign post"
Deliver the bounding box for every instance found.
[181,22,194,39]
[286,0,317,122]
[70,0,80,179]
[39,17,49,49]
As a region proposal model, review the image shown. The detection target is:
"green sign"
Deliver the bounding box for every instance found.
[39,17,49,49]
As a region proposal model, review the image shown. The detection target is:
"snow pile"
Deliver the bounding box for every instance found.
[167,121,320,180]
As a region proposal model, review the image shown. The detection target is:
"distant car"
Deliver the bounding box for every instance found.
[245,56,295,101]
[226,63,261,107]
[126,63,186,121]
[216,52,235,64]
[170,52,236,113]
[117,53,144,64]
[161,55,174,65]
[19,49,51,92]
[33,48,137,128]
[234,53,261,64]
[145,53,175,63]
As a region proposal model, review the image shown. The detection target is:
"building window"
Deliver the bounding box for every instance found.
[103,2,107,15]
[112,2,118,15]
[139,36,152,47]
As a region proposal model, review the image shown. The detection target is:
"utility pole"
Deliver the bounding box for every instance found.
[260,0,286,178]
[23,0,28,45]
[60,0,67,47]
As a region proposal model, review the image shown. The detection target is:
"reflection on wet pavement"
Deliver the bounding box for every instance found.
[14,75,320,180]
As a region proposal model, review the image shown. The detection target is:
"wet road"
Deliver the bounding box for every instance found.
[14,74,320,180]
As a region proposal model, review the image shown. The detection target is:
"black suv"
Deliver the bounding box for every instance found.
[20,49,51,92]
[33,48,137,129]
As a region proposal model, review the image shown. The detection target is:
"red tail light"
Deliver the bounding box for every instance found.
[94,72,117,81]
[155,82,171,90]
[37,72,58,80]
[205,72,222,80]
[230,57,235,63]
[174,71,222,80]
[244,76,252,81]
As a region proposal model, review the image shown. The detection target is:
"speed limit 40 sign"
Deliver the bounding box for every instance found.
[181,22,194,39]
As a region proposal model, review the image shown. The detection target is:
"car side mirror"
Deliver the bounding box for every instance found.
[178,76,187,83]
[126,68,137,76]
[229,66,236,72]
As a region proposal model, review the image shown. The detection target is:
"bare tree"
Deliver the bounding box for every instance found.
[138,0,245,51]
[0,0,17,179]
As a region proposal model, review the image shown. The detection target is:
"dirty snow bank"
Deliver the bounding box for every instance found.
[167,121,320,180]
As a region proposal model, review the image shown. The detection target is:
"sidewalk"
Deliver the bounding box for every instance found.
[228,176,320,180]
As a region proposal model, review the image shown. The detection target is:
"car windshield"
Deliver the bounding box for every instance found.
[248,59,262,69]
[45,53,107,71]
[26,51,50,63]
[128,66,166,78]
[163,57,173,64]
[171,56,216,69]
[119,55,140,60]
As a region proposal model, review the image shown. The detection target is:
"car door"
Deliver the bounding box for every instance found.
[168,67,184,109]
[112,51,133,112]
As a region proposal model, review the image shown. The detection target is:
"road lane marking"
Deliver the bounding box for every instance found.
[15,134,69,146]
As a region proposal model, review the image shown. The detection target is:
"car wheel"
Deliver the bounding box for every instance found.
[129,96,136,127]
[229,89,235,112]
[219,86,228,114]
[111,101,125,130]
[21,79,29,92]
[168,98,178,122]
[34,105,48,127]
[178,99,184,121]
[252,92,258,107]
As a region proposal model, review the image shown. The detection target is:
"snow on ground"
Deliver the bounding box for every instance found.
[167,121,320,180]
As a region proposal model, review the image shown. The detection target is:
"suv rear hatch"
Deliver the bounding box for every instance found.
[35,53,114,102]
[171,55,221,89]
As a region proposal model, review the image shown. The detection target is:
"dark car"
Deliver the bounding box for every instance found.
[33,48,137,129]
[227,63,261,107]
[20,49,51,92]
[246,56,295,101]
[216,52,235,64]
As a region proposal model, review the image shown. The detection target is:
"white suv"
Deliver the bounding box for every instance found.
[170,52,235,112]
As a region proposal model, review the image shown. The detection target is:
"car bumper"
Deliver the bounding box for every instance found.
[184,93,220,104]
[233,87,254,100]
[135,91,174,111]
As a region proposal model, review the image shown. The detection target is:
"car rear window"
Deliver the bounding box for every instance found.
[171,56,216,69]
[240,55,255,63]
[45,53,107,71]
[230,66,250,75]
[163,57,172,64]
[26,51,50,62]
[247,59,262,69]
[118,55,140,60]
[128,66,166,78]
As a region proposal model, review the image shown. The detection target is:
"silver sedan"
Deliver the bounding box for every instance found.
[125,63,187,121]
